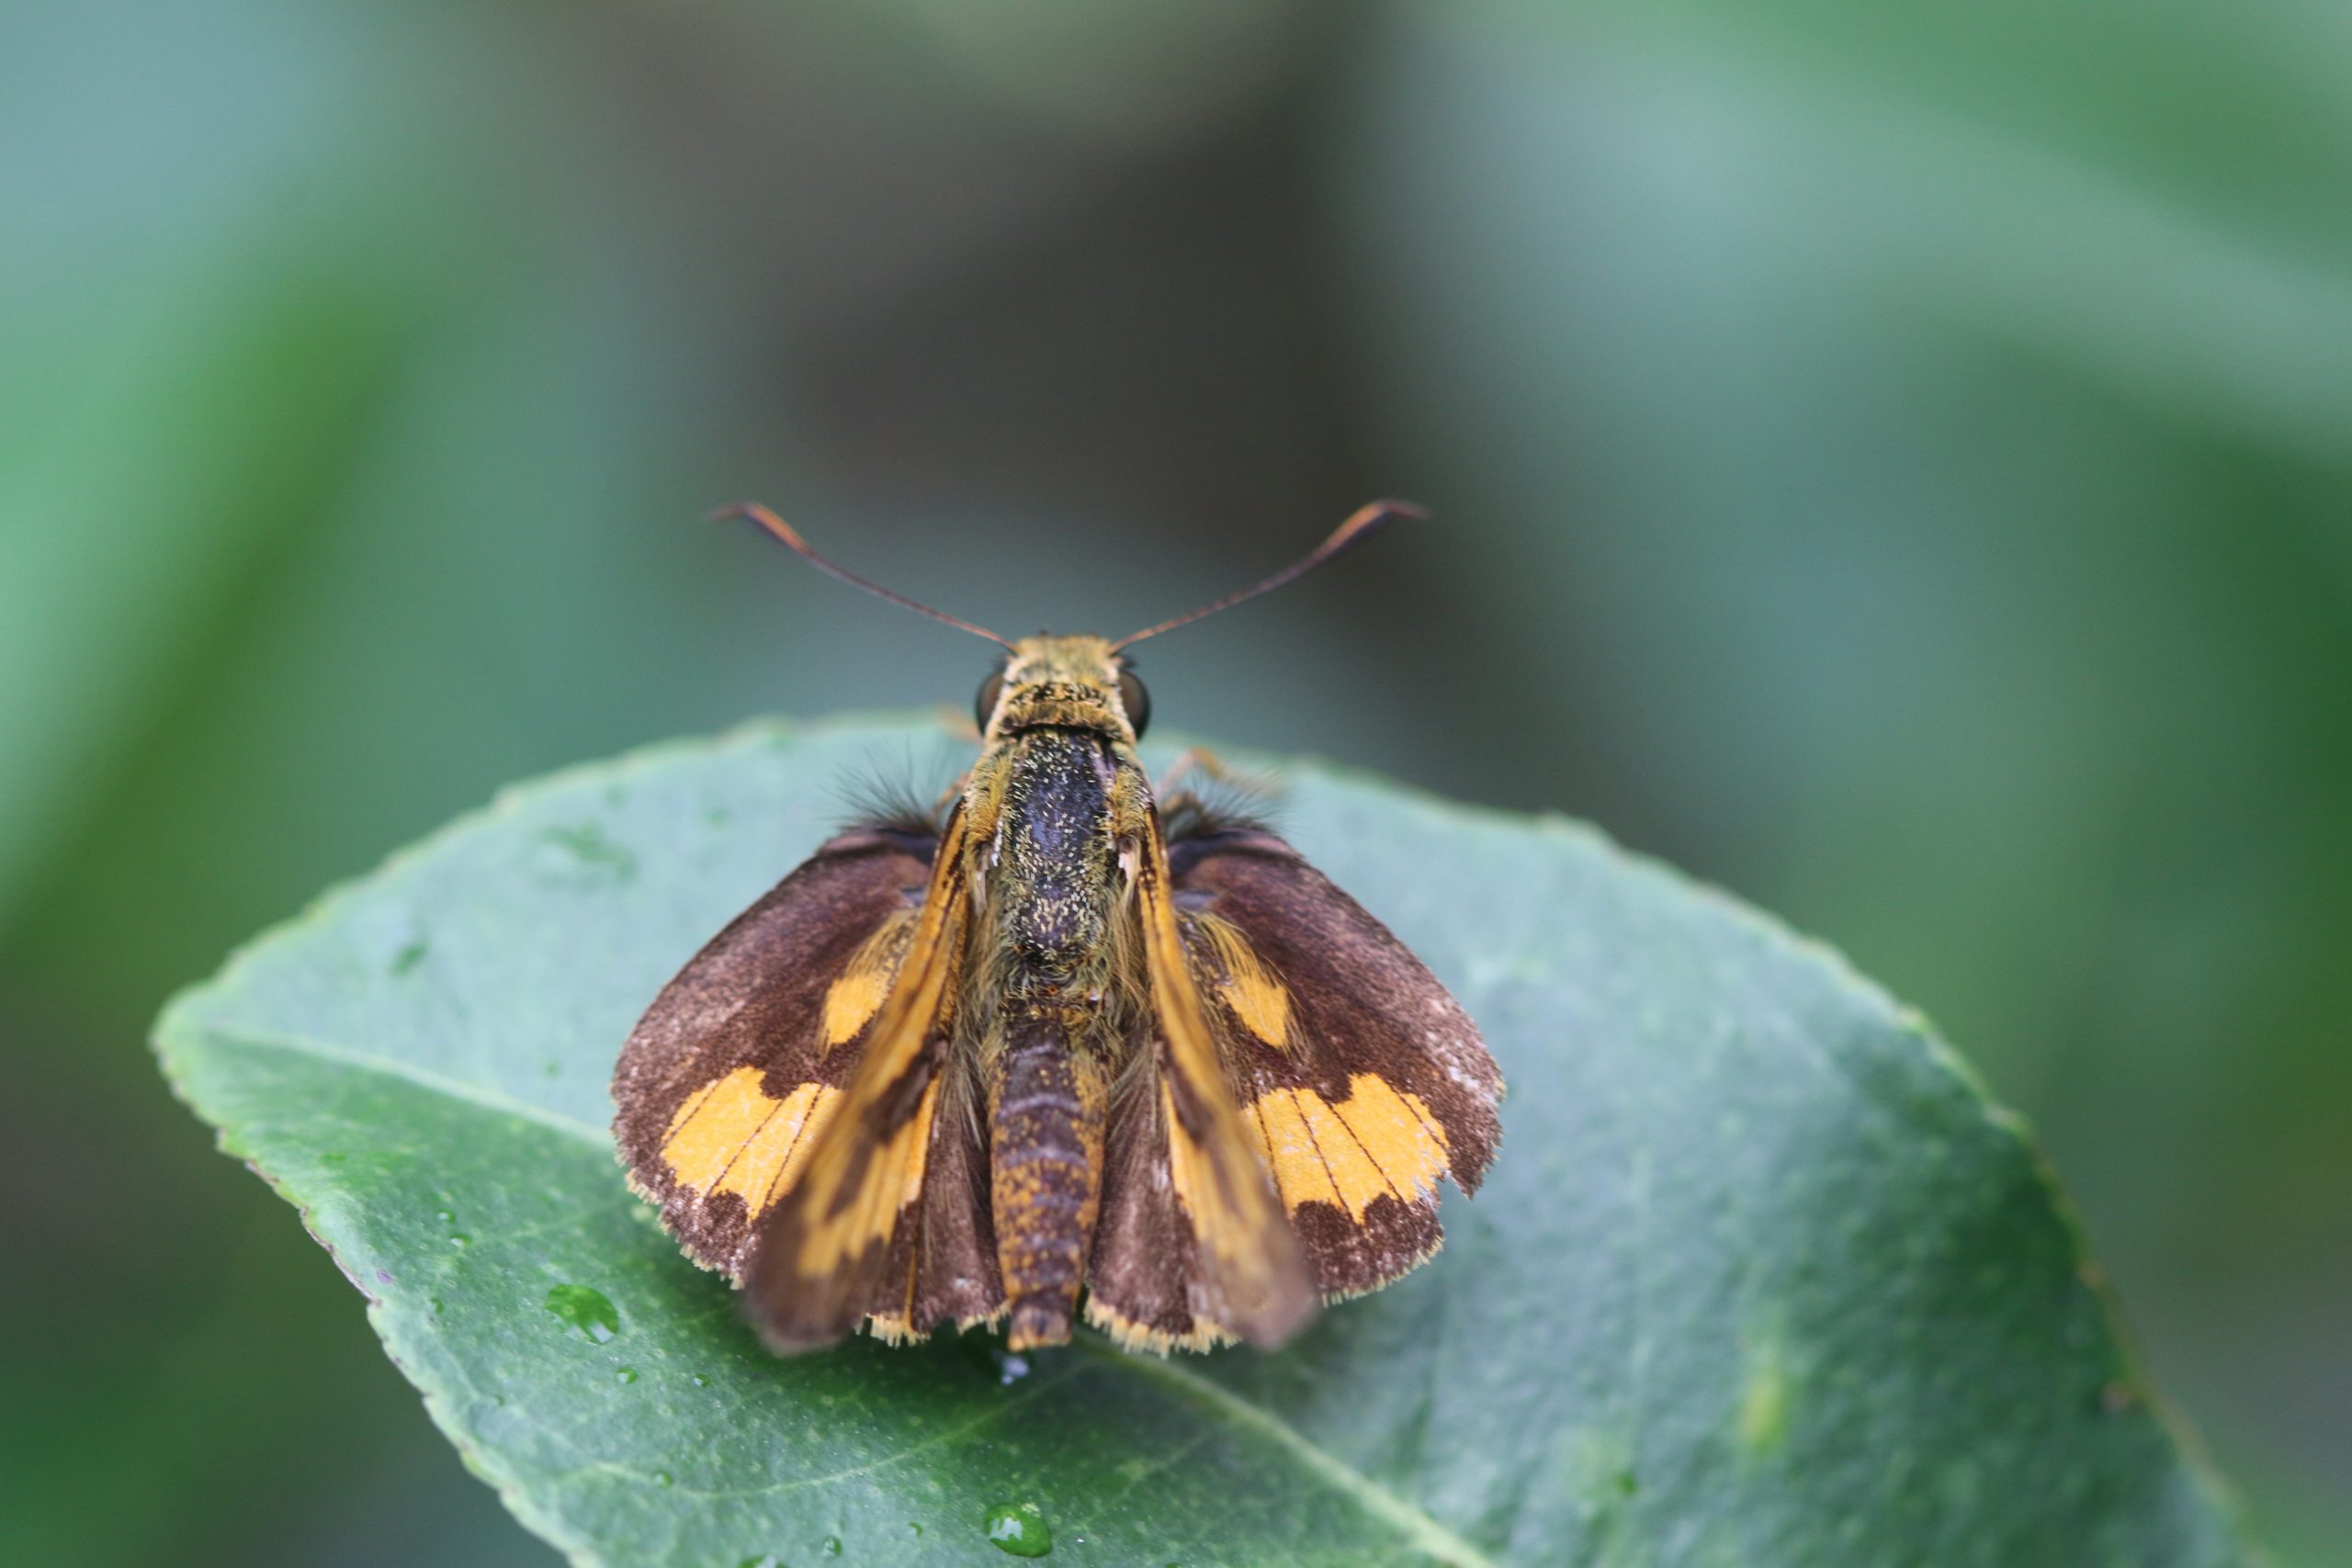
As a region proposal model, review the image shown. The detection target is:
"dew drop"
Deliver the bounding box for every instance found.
[390,938,429,976]
[736,1557,782,1568]
[615,1367,639,1384]
[531,822,640,890]
[652,1470,673,1488]
[447,1233,471,1248]
[983,1501,1052,1557]
[821,1536,842,1557]
[435,1210,455,1224]
[427,1297,445,1315]
[960,1337,1032,1385]
[544,1284,620,1343]
[692,1373,710,1388]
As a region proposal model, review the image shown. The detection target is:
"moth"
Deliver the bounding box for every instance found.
[612,502,1502,1354]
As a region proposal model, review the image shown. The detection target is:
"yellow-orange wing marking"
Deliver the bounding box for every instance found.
[660,1069,846,1220]
[819,913,912,1047]
[1191,911,1292,1049]
[1241,1074,1449,1223]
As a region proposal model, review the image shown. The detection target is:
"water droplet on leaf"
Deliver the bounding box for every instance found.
[530,822,639,890]
[544,1284,620,1343]
[959,1337,1033,1384]
[615,1367,639,1384]
[983,1502,1051,1557]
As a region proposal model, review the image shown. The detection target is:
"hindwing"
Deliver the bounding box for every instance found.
[1170,821,1502,1300]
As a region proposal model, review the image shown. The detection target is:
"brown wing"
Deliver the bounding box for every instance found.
[611,817,999,1345]
[1170,823,1502,1300]
[1085,803,1317,1352]
[743,804,1001,1350]
[613,823,932,1279]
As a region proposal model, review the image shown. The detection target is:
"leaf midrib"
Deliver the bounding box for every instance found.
[169,1020,1501,1568]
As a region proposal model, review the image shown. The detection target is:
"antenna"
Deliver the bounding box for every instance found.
[1111,500,1422,650]
[714,502,1015,650]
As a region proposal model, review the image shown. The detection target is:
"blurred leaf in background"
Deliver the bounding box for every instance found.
[1329,4,2352,1552]
[2,0,2346,1563]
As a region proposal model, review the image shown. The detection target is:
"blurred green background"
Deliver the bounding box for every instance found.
[5,1,2347,1562]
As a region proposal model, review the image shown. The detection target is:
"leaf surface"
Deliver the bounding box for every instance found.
[156,717,2245,1567]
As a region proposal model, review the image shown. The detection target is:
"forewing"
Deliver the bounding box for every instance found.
[1090,806,1316,1350]
[744,805,996,1350]
[1170,824,1502,1299]
[612,824,934,1280]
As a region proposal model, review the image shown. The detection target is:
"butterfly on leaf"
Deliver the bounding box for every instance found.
[612,503,1502,1354]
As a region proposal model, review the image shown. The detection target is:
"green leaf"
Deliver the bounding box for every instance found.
[155,716,2246,1567]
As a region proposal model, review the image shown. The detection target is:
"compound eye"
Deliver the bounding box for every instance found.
[1116,670,1151,739]
[974,669,1006,730]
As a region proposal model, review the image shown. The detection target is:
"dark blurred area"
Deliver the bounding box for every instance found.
[4,2,2347,1562]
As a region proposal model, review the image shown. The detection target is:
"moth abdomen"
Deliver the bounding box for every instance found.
[989,1011,1108,1351]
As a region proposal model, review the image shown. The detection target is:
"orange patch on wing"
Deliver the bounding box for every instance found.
[661,1066,843,1218]
[820,914,910,1047]
[1244,1074,1449,1222]
[1193,913,1292,1049]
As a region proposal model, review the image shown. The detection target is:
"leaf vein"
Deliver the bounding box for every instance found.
[1075,1340,1499,1568]
[177,1021,608,1145]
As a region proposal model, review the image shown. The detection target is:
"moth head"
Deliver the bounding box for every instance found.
[978,637,1148,743]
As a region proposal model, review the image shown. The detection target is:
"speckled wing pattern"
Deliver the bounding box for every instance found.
[1168,822,1502,1300]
